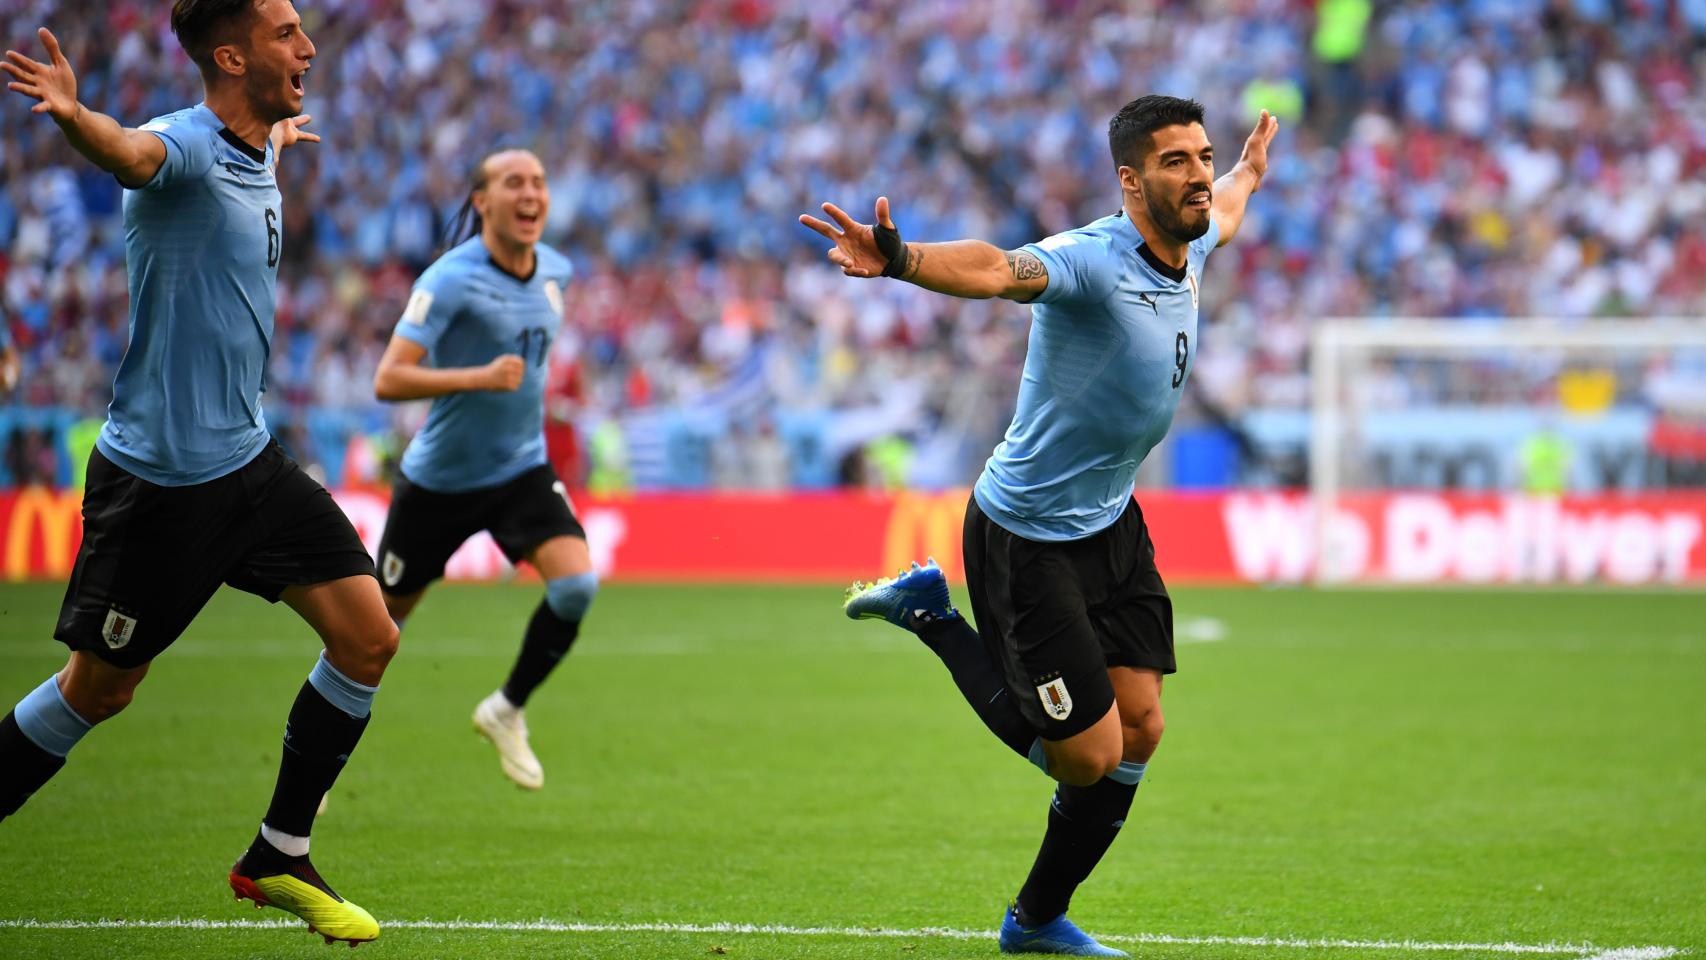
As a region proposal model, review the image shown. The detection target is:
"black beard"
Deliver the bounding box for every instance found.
[1145,191,1212,243]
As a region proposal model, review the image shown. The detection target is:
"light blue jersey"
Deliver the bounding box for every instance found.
[395,237,573,493]
[96,104,281,485]
[973,211,1221,542]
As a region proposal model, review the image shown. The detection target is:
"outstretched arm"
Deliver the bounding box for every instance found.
[3,28,164,188]
[1209,110,1279,247]
[800,197,1049,302]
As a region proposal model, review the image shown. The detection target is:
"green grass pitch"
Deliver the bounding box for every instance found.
[0,581,1702,959]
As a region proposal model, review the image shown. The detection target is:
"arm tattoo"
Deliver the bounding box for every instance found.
[901,244,924,281]
[1006,250,1046,282]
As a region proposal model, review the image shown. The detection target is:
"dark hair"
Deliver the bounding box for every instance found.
[170,0,257,74]
[442,151,505,250]
[1108,95,1206,170]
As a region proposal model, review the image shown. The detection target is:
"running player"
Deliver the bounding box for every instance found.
[371,148,594,791]
[802,96,1277,956]
[1,2,394,945]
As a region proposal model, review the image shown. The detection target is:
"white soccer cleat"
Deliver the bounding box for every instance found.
[472,692,544,790]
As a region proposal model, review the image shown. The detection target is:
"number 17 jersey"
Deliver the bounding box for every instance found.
[394,237,573,493]
[973,211,1221,542]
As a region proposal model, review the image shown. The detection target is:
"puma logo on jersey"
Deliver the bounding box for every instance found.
[1137,293,1159,315]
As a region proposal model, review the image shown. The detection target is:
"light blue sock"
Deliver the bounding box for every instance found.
[544,571,598,622]
[307,653,378,720]
[14,676,93,758]
[1108,759,1147,786]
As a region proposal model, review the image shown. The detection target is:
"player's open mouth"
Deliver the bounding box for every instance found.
[290,70,306,95]
[1186,191,1210,209]
[517,211,540,225]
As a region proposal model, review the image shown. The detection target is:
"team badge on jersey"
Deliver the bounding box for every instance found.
[102,608,137,650]
[543,280,564,320]
[381,551,406,588]
[1036,677,1073,720]
[1187,271,1199,308]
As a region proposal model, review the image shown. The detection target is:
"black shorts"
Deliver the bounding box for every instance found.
[962,495,1175,741]
[374,464,585,596]
[55,442,376,669]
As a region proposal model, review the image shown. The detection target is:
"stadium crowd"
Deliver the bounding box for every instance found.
[2,0,1704,488]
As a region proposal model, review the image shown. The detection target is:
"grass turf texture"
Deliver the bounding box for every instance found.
[0,581,1701,960]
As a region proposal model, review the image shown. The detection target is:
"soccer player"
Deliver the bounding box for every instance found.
[1,2,395,945]
[802,96,1277,957]
[371,148,593,791]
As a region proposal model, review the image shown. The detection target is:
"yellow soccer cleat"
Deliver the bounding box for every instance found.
[229,853,379,946]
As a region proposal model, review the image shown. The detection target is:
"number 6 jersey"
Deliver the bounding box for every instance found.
[99,103,284,485]
[973,211,1221,542]
[394,236,574,493]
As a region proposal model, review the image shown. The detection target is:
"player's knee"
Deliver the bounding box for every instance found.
[544,571,598,622]
[1053,744,1124,787]
[1121,706,1164,762]
[333,620,399,681]
[63,677,139,724]
[369,620,401,667]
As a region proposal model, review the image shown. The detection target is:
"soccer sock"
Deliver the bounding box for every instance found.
[913,616,1042,766]
[500,573,596,708]
[1014,761,1145,926]
[0,676,93,819]
[259,654,376,843]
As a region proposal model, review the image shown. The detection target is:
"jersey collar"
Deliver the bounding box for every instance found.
[217,128,268,165]
[1113,209,1187,285]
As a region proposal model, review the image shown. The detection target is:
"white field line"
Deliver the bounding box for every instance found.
[0,917,1684,958]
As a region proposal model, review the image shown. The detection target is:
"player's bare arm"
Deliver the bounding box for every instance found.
[373,336,524,401]
[3,28,166,188]
[800,197,1049,302]
[1208,110,1278,247]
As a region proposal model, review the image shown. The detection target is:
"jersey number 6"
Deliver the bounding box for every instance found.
[1172,331,1189,389]
[265,208,280,268]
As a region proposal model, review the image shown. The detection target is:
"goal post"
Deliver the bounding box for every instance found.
[1307,319,1706,585]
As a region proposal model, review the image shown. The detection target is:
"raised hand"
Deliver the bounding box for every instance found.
[799,197,903,279]
[3,28,79,123]
[481,354,526,392]
[270,115,321,156]
[1239,109,1280,188]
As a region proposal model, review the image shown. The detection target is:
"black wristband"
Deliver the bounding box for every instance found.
[873,222,908,278]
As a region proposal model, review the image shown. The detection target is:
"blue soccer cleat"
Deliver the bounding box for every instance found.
[998,902,1128,957]
[842,558,955,628]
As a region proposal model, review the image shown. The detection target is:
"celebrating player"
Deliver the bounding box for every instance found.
[371,148,594,791]
[0,2,394,945]
[803,96,1277,956]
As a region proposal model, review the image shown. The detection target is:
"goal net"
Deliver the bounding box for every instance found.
[1305,319,1706,586]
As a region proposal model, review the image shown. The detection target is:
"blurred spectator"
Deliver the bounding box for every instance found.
[2,0,1703,490]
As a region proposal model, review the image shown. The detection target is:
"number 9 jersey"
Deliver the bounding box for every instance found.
[973,210,1221,543]
[394,237,574,493]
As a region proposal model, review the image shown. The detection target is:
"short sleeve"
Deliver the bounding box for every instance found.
[1187,216,1223,273]
[134,116,217,190]
[1020,229,1121,306]
[394,266,463,351]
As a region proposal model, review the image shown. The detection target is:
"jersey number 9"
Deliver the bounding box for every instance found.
[1172,331,1188,389]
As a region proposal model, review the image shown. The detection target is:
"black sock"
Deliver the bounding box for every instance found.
[0,711,67,820]
[501,600,580,708]
[914,615,1036,759]
[261,682,370,838]
[1014,777,1139,925]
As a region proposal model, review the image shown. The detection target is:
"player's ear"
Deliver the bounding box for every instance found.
[1118,164,1143,200]
[470,189,490,218]
[212,43,245,78]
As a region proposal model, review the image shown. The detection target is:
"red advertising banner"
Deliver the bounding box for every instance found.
[3,488,1705,585]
